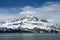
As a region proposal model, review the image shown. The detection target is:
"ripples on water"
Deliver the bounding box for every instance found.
[0,33,60,40]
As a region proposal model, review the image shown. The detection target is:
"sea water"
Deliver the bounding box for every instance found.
[0,33,60,40]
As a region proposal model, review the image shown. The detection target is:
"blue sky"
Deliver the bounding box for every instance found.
[0,0,60,14]
[0,0,60,7]
[0,0,60,24]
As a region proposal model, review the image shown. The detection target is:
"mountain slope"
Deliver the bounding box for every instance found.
[0,15,60,33]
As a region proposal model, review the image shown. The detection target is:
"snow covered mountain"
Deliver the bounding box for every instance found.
[0,15,60,33]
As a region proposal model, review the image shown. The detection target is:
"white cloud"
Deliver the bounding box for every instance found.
[0,2,60,24]
[0,8,19,22]
[19,2,60,24]
[0,14,17,22]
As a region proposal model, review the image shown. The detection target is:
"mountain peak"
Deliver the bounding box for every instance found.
[20,15,39,21]
[0,15,60,33]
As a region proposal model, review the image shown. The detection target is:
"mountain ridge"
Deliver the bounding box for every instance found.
[0,15,60,33]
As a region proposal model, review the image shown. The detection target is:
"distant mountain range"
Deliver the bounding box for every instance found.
[0,15,60,33]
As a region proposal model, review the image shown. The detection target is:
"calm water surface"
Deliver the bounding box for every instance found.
[0,33,60,40]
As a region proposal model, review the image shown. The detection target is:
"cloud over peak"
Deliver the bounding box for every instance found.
[19,2,60,24]
[0,2,60,24]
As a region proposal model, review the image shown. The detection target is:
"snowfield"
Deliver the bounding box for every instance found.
[0,15,60,33]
